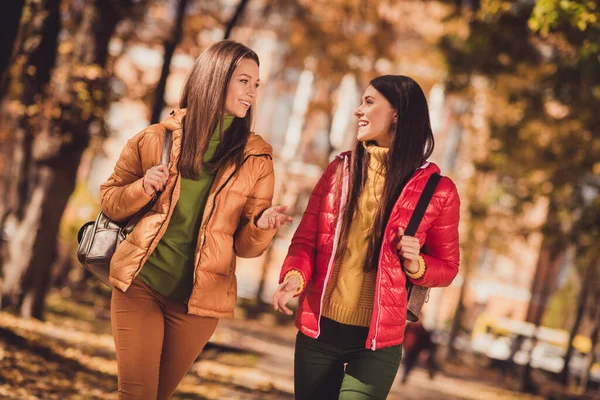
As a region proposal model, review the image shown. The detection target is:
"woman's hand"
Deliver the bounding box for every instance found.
[272,275,300,315]
[397,227,420,274]
[143,165,169,196]
[256,205,293,230]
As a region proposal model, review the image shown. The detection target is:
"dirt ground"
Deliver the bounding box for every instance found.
[0,287,561,400]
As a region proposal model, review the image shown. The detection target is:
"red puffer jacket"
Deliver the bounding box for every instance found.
[279,152,460,350]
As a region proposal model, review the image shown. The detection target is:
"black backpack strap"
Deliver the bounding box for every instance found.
[404,173,442,237]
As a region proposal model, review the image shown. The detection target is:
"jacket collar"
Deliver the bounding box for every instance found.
[337,151,439,178]
[160,108,272,158]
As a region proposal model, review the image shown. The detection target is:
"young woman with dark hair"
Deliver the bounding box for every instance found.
[101,40,291,399]
[273,75,460,399]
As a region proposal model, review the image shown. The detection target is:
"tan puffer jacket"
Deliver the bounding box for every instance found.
[100,109,276,318]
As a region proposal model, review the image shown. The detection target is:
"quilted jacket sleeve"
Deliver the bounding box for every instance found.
[234,156,277,258]
[100,130,153,222]
[279,158,339,291]
[408,179,460,288]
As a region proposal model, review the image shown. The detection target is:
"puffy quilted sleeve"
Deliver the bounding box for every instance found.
[233,155,276,258]
[279,158,340,292]
[100,130,153,222]
[408,178,460,287]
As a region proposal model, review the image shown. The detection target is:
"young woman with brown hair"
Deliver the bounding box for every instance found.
[273,75,460,399]
[101,40,291,399]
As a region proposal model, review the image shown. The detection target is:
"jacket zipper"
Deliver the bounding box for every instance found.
[371,168,427,351]
[188,153,272,306]
[316,155,350,338]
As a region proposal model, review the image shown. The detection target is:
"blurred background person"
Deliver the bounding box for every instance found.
[401,321,437,384]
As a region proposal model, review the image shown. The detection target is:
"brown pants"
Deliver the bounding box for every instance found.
[111,278,218,399]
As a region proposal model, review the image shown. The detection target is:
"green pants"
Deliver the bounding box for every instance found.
[294,318,402,400]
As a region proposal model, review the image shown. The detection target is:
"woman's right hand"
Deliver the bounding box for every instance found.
[272,275,301,316]
[143,165,169,196]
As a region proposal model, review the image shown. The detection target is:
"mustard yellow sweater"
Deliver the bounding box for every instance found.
[320,143,388,326]
[285,143,425,326]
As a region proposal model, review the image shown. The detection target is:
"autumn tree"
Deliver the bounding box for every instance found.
[439,0,600,392]
[0,0,26,99]
[0,0,148,319]
[0,0,61,265]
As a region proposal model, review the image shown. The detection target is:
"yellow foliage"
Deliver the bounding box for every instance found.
[25,104,38,116]
[84,65,103,80]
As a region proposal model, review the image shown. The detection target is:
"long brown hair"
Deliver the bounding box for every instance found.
[179,40,259,179]
[335,75,435,271]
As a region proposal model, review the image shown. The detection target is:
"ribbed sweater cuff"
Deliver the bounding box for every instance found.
[284,270,305,295]
[405,255,427,280]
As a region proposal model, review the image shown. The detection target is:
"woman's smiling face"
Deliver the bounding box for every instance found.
[224,58,260,118]
[354,85,397,147]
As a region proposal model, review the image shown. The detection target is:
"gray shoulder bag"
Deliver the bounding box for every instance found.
[76,128,172,287]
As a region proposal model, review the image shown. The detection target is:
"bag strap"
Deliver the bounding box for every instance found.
[404,173,442,237]
[122,127,172,234]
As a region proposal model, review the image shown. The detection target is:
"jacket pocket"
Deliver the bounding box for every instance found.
[199,232,234,276]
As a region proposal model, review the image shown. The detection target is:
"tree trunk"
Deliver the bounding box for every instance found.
[12,0,61,110]
[446,174,482,361]
[249,244,276,318]
[0,0,140,319]
[519,236,565,393]
[0,0,61,269]
[2,158,83,318]
[518,196,565,393]
[525,246,564,324]
[0,0,26,100]
[559,261,591,385]
[223,0,250,39]
[150,0,188,124]
[446,270,469,359]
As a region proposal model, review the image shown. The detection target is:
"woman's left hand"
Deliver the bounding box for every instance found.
[272,275,301,315]
[256,205,293,230]
[397,228,420,274]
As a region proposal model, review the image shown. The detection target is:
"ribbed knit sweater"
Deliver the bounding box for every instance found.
[321,143,388,326]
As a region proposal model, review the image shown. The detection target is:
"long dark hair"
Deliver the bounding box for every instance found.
[335,75,435,271]
[179,40,259,179]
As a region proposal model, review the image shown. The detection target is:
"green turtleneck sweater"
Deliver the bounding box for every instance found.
[138,115,234,303]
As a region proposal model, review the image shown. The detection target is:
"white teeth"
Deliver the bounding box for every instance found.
[240,100,250,107]
[358,121,368,127]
